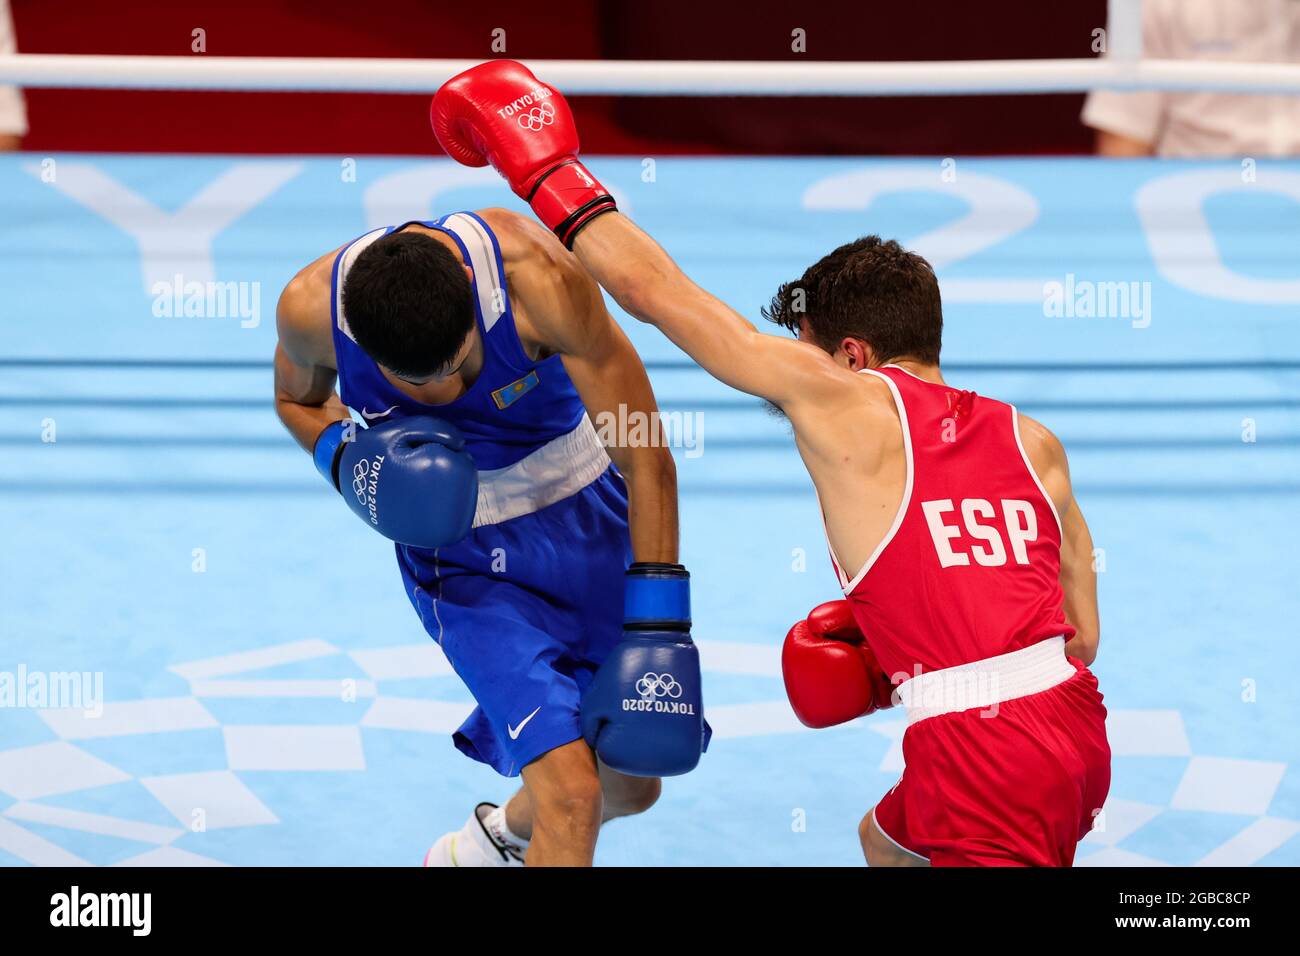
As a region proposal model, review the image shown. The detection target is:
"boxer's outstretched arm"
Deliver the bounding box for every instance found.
[430,60,842,411]
[572,213,846,410]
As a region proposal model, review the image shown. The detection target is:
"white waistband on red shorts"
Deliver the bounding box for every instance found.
[895,636,1074,726]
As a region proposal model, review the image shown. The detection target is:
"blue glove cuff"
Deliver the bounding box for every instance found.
[312,420,350,491]
[624,563,690,630]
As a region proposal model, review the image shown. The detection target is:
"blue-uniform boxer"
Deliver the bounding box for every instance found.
[275,209,708,866]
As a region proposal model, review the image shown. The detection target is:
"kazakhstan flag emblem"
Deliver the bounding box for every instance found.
[491,370,540,410]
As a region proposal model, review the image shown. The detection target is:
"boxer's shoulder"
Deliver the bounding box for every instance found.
[835,367,906,427]
[786,366,904,468]
[476,206,579,299]
[857,366,901,403]
[475,206,602,352]
[1016,412,1066,467]
[475,206,561,264]
[1016,411,1071,505]
[276,246,339,368]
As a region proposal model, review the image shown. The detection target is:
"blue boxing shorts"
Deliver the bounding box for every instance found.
[396,466,631,776]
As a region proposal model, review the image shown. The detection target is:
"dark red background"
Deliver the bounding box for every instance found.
[11,0,1106,154]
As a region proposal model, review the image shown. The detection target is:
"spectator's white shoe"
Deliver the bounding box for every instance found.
[423,802,526,867]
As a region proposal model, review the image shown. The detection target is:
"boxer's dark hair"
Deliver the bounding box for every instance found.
[342,231,475,379]
[763,236,942,365]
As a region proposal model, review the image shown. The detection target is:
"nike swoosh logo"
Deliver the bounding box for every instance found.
[508,706,542,740]
[361,405,398,420]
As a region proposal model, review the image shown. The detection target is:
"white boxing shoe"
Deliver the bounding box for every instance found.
[423,802,526,867]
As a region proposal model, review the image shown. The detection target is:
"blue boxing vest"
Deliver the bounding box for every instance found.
[329,211,612,527]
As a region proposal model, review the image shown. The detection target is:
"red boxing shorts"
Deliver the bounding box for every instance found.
[871,638,1111,867]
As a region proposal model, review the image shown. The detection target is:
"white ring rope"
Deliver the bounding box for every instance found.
[2,54,1300,96]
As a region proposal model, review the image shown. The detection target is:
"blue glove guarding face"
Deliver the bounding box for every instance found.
[312,416,478,549]
[580,563,709,777]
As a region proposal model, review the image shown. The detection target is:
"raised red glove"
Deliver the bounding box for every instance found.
[782,600,896,729]
[431,59,616,248]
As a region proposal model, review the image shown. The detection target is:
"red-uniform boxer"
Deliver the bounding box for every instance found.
[432,60,1112,867]
[779,373,1111,866]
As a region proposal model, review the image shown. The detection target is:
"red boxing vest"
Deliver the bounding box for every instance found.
[830,365,1075,682]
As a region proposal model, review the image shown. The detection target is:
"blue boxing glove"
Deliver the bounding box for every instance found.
[311,416,478,548]
[581,563,709,777]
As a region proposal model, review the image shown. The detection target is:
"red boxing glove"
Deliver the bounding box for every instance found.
[431,59,616,248]
[782,600,896,729]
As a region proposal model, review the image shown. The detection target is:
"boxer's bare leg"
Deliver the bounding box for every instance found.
[428,742,660,867]
[505,751,661,842]
[598,760,662,820]
[860,807,929,867]
[514,740,602,866]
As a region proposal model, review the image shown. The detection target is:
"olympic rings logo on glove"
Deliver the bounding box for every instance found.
[636,672,683,699]
[517,103,556,132]
[351,459,371,504]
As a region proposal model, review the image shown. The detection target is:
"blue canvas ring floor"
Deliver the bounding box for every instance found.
[0,154,1298,865]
